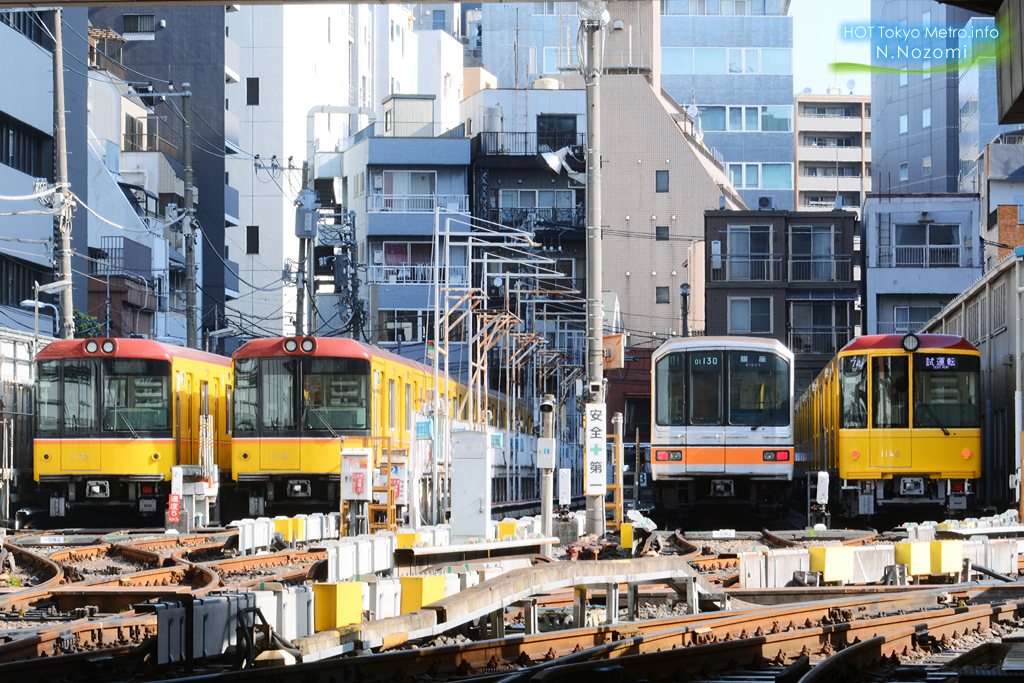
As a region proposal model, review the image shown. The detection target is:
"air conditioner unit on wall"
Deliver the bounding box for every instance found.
[757,196,776,210]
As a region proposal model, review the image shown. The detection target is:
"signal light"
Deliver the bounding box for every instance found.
[654,450,682,462]
[84,340,99,354]
[952,482,965,492]
[655,450,670,462]
[141,485,153,495]
[763,450,790,462]
[101,339,116,354]
[300,337,315,353]
[284,338,299,352]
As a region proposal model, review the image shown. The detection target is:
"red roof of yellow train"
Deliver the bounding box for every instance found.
[35,338,231,365]
[841,334,977,353]
[232,337,431,374]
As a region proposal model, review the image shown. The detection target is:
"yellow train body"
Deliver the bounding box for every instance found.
[796,334,981,515]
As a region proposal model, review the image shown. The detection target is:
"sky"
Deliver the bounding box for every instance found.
[789,0,872,96]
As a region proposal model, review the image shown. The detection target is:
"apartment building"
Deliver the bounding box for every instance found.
[958,16,1019,194]
[703,208,862,395]
[660,0,795,210]
[977,134,1024,272]
[919,247,1024,510]
[794,90,872,216]
[0,10,90,333]
[88,5,238,349]
[862,192,982,334]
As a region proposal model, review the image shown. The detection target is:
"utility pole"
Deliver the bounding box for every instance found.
[52,9,73,339]
[183,84,198,349]
[582,3,607,538]
[296,162,308,336]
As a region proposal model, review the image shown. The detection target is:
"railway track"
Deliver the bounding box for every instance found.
[0,526,1022,683]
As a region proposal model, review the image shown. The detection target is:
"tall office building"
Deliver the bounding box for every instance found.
[870,0,974,194]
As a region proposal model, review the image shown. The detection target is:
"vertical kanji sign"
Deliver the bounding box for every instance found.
[167,494,181,523]
[585,403,607,495]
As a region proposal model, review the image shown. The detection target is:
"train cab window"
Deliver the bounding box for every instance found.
[840,355,868,428]
[728,351,789,426]
[655,353,686,426]
[912,354,980,429]
[301,357,370,431]
[234,358,259,432]
[689,351,723,425]
[871,356,909,428]
[262,358,297,431]
[35,360,61,434]
[103,359,171,432]
[63,359,98,433]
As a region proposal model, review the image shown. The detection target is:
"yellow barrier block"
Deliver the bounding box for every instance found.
[808,546,854,583]
[498,522,518,539]
[621,523,633,552]
[274,517,296,542]
[396,533,422,549]
[400,575,446,614]
[293,516,306,542]
[930,540,963,574]
[895,542,931,575]
[312,582,363,631]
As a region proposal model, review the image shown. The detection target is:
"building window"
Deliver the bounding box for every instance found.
[790,225,833,280]
[761,105,792,131]
[761,163,792,189]
[993,281,1007,330]
[899,162,908,181]
[899,114,907,134]
[1,114,48,177]
[729,164,743,187]
[729,297,771,333]
[246,226,259,254]
[656,226,669,241]
[894,306,941,333]
[760,48,791,74]
[698,106,726,131]
[656,170,669,193]
[893,223,961,266]
[433,9,446,30]
[534,2,556,14]
[922,156,932,176]
[745,164,759,188]
[656,287,670,304]
[899,71,908,87]
[694,47,726,73]
[922,107,932,129]
[537,114,577,152]
[923,59,931,79]
[246,78,259,106]
[122,13,155,34]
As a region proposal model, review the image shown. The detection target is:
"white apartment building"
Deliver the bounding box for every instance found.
[225,4,464,337]
[794,90,872,217]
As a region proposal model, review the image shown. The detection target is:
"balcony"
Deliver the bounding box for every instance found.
[710,254,785,282]
[89,48,125,80]
[798,145,867,163]
[491,207,584,230]
[224,109,240,154]
[366,264,469,285]
[876,321,925,335]
[122,132,178,157]
[798,175,865,193]
[875,246,974,269]
[224,184,239,226]
[477,132,586,156]
[367,194,469,213]
[224,37,240,84]
[797,115,864,132]
[788,327,853,355]
[789,254,853,282]
[224,259,239,298]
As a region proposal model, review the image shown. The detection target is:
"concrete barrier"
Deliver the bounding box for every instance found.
[737,552,765,588]
[765,548,810,587]
[852,544,894,584]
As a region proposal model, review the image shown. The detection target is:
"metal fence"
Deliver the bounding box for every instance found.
[876,245,973,268]
[478,132,586,156]
[789,255,853,282]
[788,327,853,355]
[366,194,469,213]
[710,254,785,282]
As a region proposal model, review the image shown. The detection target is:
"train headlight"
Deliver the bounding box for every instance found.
[101,339,116,354]
[300,338,315,353]
[900,333,920,353]
[84,340,99,354]
[284,338,299,352]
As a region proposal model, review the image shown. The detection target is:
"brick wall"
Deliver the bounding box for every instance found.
[996,205,1024,261]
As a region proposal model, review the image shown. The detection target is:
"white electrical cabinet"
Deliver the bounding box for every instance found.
[450,430,493,543]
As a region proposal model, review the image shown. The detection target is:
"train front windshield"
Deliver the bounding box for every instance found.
[655,349,789,427]
[103,359,171,432]
[233,356,371,434]
[912,353,980,429]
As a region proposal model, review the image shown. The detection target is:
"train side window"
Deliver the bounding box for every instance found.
[839,355,867,428]
[225,385,233,435]
[871,355,909,429]
[689,351,723,426]
[655,352,686,426]
[389,379,396,431]
[405,383,412,431]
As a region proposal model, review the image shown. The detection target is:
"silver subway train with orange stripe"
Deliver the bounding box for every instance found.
[650,337,795,517]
